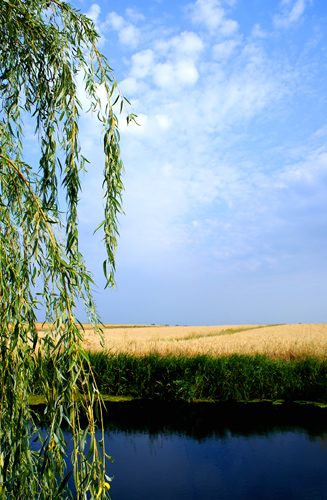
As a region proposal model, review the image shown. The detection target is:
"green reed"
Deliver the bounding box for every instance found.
[32,352,327,404]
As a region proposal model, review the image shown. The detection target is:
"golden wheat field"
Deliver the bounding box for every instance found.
[35,323,327,360]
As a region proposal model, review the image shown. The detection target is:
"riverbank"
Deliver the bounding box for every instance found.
[88,351,327,403]
[31,351,327,405]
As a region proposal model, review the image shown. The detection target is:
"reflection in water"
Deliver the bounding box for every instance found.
[34,401,327,499]
[100,400,327,439]
[100,402,327,500]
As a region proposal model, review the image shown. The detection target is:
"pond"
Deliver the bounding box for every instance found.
[35,400,327,499]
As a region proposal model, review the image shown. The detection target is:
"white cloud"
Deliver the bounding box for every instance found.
[86,3,100,24]
[105,12,140,48]
[151,32,204,67]
[212,39,239,59]
[130,50,155,79]
[188,0,238,35]
[151,59,199,89]
[127,32,203,92]
[152,62,175,88]
[119,77,140,95]
[169,31,204,56]
[175,60,199,85]
[274,0,310,28]
[119,25,140,47]
[106,12,124,31]
[155,115,172,130]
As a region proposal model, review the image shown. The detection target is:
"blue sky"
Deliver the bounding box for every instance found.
[60,0,326,325]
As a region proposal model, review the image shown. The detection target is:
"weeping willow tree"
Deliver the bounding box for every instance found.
[0,0,136,497]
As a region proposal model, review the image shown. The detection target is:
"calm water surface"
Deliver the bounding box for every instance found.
[94,401,327,500]
[34,401,327,499]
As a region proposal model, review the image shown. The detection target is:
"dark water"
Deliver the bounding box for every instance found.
[34,401,327,499]
[94,401,327,500]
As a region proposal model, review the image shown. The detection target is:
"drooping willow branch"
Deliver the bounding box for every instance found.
[0,0,136,497]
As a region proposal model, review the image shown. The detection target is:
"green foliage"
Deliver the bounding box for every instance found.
[71,352,327,404]
[0,0,136,497]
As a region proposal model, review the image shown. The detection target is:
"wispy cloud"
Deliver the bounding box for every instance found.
[273,0,311,28]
